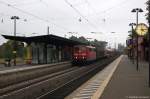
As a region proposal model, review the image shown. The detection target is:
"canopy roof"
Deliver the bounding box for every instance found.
[2,34,86,46]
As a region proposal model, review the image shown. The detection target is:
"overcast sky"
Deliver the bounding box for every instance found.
[0,0,148,48]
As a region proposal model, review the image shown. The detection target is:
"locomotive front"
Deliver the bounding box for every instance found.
[72,45,87,64]
[72,45,96,65]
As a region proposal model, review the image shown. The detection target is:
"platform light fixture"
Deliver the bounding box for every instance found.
[131,8,143,71]
[11,16,20,66]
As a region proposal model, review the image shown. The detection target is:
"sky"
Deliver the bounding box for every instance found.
[0,0,148,48]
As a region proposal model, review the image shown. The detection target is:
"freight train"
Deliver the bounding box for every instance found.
[72,45,111,65]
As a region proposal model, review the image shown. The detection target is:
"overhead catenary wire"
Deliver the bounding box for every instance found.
[87,0,129,18]
[11,0,40,7]
[64,0,98,30]
[81,0,130,28]
[0,12,28,22]
[0,0,69,31]
[85,0,106,28]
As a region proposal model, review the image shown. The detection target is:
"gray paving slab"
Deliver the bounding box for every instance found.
[0,63,32,71]
[100,56,150,99]
[65,55,123,99]
[0,61,70,71]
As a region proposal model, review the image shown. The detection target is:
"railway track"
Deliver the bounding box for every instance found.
[0,55,119,99]
[37,56,119,99]
[0,61,72,98]
[0,61,71,88]
[0,66,78,95]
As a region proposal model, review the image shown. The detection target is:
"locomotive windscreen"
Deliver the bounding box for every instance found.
[74,46,86,52]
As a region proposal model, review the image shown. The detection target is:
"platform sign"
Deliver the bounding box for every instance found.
[135,23,148,36]
[126,39,132,46]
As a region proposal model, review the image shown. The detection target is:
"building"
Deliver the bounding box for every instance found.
[2,34,85,64]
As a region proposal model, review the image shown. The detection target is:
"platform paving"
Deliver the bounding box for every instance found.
[100,55,150,99]
[0,63,33,71]
[0,61,70,71]
[65,55,123,99]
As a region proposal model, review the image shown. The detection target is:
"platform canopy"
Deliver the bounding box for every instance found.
[2,34,86,46]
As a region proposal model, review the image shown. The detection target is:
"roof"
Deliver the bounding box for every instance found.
[74,45,95,49]
[86,46,96,49]
[2,34,86,46]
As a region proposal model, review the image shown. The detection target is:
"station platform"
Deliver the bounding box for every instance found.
[0,63,28,71]
[0,61,70,71]
[65,55,150,99]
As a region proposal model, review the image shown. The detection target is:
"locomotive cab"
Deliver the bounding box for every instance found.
[72,45,96,65]
[73,45,87,62]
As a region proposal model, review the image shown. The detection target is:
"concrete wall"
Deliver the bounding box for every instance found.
[31,43,38,64]
[30,43,72,64]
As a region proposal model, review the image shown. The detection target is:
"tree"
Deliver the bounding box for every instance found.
[69,36,107,48]
[78,36,89,44]
[69,36,78,41]
[0,40,26,59]
[3,41,13,59]
[69,36,89,44]
[0,44,5,58]
[90,39,107,48]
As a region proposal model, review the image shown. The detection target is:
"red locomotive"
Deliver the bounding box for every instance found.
[72,45,116,65]
[72,45,96,64]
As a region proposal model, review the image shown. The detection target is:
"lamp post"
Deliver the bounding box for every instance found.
[11,16,19,66]
[129,23,136,64]
[131,8,143,71]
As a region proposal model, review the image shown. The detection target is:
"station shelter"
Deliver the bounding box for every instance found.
[2,34,85,64]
